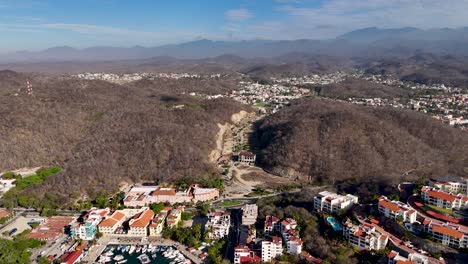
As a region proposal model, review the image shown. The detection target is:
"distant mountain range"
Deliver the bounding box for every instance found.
[4,27,468,62]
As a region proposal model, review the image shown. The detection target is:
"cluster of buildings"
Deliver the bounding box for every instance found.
[272,72,350,86]
[421,186,468,211]
[70,208,111,240]
[227,82,311,112]
[70,206,187,241]
[73,72,223,84]
[429,178,468,195]
[123,184,219,207]
[234,203,317,264]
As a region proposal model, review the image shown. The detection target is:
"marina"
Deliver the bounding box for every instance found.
[96,244,192,264]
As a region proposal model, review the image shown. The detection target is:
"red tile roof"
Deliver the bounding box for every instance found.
[62,250,83,264]
[426,190,456,202]
[130,210,154,228]
[152,189,176,196]
[379,199,400,212]
[0,209,10,219]
[432,225,463,239]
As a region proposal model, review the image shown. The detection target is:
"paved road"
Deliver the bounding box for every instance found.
[212,189,302,207]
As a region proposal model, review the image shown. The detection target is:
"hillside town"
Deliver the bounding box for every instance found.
[1,172,467,264]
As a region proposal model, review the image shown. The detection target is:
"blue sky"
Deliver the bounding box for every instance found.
[1,0,468,51]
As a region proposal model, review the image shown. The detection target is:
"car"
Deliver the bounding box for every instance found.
[8,228,18,236]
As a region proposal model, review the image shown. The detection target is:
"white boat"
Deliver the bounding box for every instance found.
[128,245,136,254]
[113,255,125,261]
[138,254,151,264]
[117,260,128,264]
[98,256,111,263]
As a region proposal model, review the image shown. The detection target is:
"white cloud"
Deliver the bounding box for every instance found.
[225,8,253,21]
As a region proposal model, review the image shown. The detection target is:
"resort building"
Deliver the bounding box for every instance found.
[234,246,261,264]
[261,236,283,262]
[70,208,110,240]
[128,209,154,236]
[205,211,231,239]
[343,220,388,250]
[264,215,280,234]
[387,250,436,264]
[421,186,468,210]
[98,210,127,235]
[423,221,468,248]
[148,212,167,237]
[378,196,417,223]
[429,178,468,195]
[123,184,219,207]
[238,151,256,165]
[241,204,258,226]
[314,191,359,213]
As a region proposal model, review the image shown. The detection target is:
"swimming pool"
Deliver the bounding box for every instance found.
[327,216,342,231]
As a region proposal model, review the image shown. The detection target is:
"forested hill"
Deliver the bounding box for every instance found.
[0,72,249,207]
[252,98,468,185]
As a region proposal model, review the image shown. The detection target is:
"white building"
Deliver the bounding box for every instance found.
[423,221,468,248]
[70,208,110,240]
[378,196,417,223]
[241,204,258,226]
[205,211,231,239]
[261,236,283,262]
[343,220,388,251]
[314,191,359,213]
[430,179,468,195]
[286,237,303,255]
[421,186,468,210]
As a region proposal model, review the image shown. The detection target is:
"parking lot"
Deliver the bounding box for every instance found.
[0,216,36,236]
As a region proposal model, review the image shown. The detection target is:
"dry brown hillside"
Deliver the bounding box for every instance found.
[0,72,248,205]
[252,98,468,184]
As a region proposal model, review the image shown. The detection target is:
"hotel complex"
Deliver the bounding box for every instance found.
[123,184,219,206]
[314,191,359,213]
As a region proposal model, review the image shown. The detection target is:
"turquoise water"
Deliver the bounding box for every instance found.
[97,245,172,264]
[327,217,342,231]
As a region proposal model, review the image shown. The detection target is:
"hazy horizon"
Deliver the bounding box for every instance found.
[2,0,468,52]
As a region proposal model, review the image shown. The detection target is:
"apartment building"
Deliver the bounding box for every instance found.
[314,191,359,213]
[205,211,231,239]
[128,209,154,236]
[148,212,167,237]
[241,204,258,226]
[166,207,183,228]
[70,208,111,240]
[98,210,127,235]
[343,220,388,250]
[421,186,468,210]
[429,179,468,195]
[424,221,468,248]
[264,215,280,234]
[286,236,303,255]
[261,236,283,262]
[378,196,417,223]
